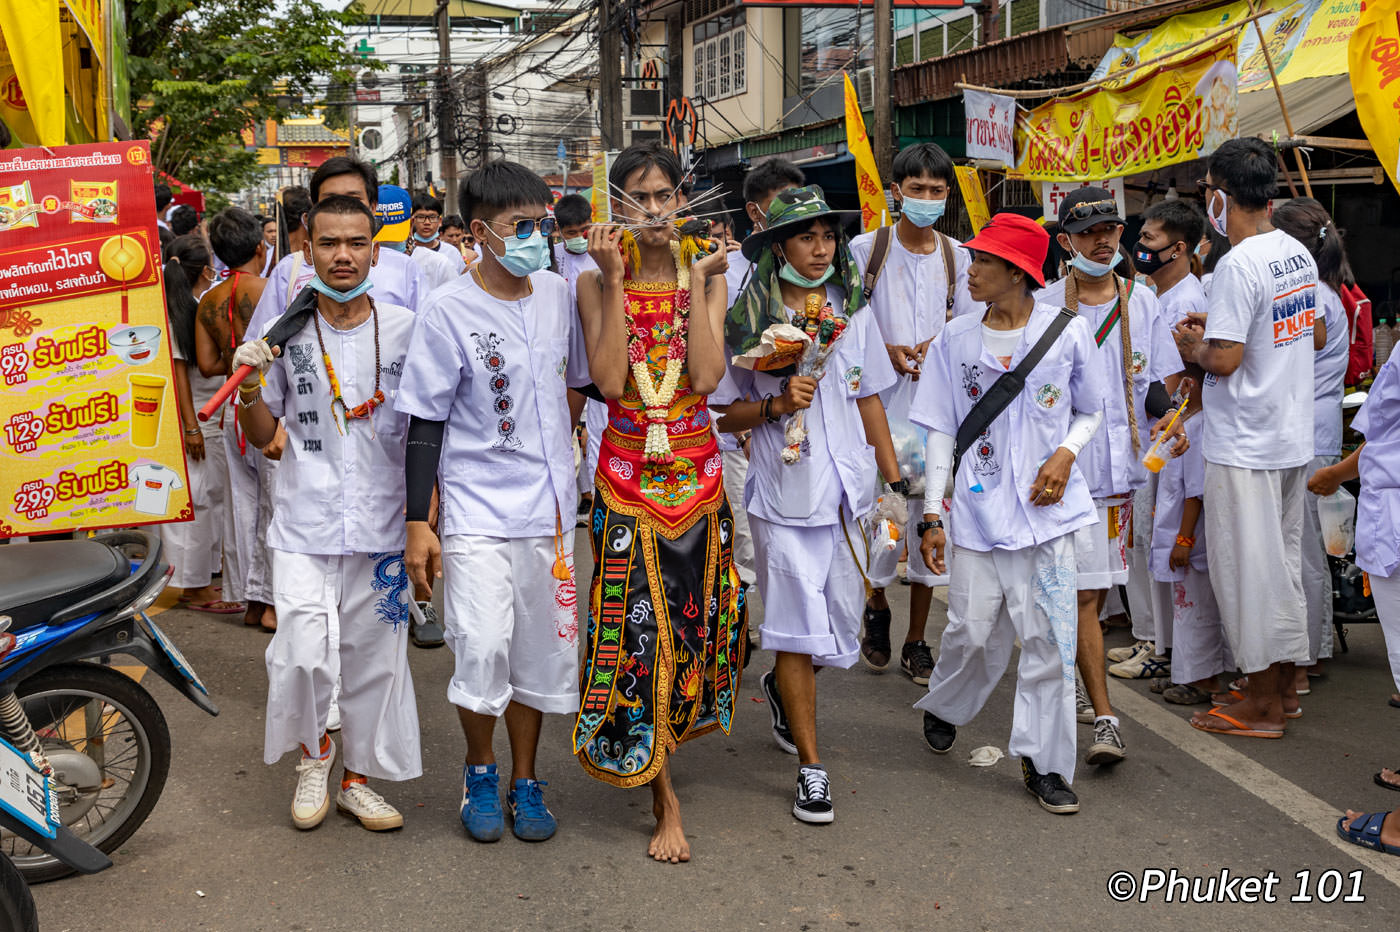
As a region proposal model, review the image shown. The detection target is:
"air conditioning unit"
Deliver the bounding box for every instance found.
[856,67,874,109]
[625,87,665,121]
[625,127,664,147]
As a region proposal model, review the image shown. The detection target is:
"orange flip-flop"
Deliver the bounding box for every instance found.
[1211,690,1303,719]
[1190,706,1285,739]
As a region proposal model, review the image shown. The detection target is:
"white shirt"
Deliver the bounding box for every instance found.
[260,302,414,555]
[1313,282,1348,457]
[248,248,425,340]
[1200,229,1318,470]
[130,464,183,515]
[553,243,598,294]
[1353,352,1400,576]
[711,290,897,526]
[411,243,464,295]
[1155,272,1207,324]
[1150,414,1207,581]
[715,258,758,454]
[910,303,1109,552]
[850,228,982,424]
[1036,276,1181,498]
[394,270,589,539]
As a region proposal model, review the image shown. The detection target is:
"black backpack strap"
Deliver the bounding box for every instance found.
[952,307,1077,478]
[939,231,956,317]
[862,225,894,303]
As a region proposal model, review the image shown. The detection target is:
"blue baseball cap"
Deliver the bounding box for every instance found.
[374,184,411,242]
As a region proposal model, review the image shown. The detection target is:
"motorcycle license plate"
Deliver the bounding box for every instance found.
[141,615,209,696]
[0,738,57,839]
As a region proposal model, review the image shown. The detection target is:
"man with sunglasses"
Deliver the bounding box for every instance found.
[1173,138,1318,739]
[398,160,590,844]
[1036,188,1184,768]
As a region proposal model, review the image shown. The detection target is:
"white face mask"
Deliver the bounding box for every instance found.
[1207,189,1229,238]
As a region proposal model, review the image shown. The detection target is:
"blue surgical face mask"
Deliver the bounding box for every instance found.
[899,195,947,229]
[487,228,551,278]
[1068,248,1122,278]
[564,237,589,255]
[778,259,835,289]
[308,274,373,304]
[411,231,437,244]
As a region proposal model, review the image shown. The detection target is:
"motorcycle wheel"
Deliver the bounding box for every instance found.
[0,853,37,932]
[2,663,170,883]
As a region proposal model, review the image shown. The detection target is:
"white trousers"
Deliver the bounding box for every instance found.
[915,535,1079,782]
[1169,569,1234,685]
[577,401,606,497]
[1126,478,1173,647]
[222,417,275,604]
[1204,462,1310,674]
[161,427,228,590]
[264,549,421,781]
[721,448,756,587]
[442,534,581,717]
[750,515,866,668]
[1075,499,1130,591]
[867,495,952,589]
[1301,454,1338,664]
[1371,570,1400,692]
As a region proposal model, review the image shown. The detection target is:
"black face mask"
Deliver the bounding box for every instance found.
[1131,239,1178,277]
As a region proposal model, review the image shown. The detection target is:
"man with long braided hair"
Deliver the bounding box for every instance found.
[1036,188,1184,768]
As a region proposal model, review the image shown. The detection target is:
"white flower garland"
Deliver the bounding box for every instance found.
[628,241,691,465]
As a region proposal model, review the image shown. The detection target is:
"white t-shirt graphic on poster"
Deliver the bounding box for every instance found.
[130,463,183,515]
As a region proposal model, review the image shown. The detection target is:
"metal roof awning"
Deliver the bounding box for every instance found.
[352,0,521,24]
[1236,75,1356,139]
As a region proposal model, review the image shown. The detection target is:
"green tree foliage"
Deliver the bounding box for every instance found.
[126,0,379,194]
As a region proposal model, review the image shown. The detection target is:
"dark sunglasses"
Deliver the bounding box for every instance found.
[1196,180,1229,196]
[1064,199,1119,222]
[487,217,556,239]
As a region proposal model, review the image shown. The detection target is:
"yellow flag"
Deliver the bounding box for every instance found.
[1350,1,1400,197]
[0,0,64,146]
[953,166,991,234]
[843,73,886,233]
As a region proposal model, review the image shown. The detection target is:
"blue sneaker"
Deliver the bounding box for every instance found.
[460,764,503,842]
[507,778,557,842]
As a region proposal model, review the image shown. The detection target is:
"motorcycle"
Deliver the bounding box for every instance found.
[0,530,218,882]
[0,619,112,930]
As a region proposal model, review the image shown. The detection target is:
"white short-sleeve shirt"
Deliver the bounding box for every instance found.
[711,289,897,526]
[1200,228,1318,470]
[394,270,589,539]
[1036,276,1182,498]
[1352,353,1400,577]
[1313,282,1348,457]
[260,301,415,555]
[910,303,1109,552]
[850,228,983,424]
[130,464,183,516]
[1150,414,1207,582]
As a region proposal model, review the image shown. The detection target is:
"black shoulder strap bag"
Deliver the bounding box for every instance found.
[952,307,1078,479]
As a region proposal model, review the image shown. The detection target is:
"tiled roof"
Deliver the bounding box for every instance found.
[276,123,351,144]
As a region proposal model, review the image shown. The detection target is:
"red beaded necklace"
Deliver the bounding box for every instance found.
[311,297,385,433]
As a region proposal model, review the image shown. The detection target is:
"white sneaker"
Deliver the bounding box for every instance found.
[1108,651,1171,680]
[336,781,404,831]
[326,676,342,732]
[1106,640,1153,664]
[292,738,336,830]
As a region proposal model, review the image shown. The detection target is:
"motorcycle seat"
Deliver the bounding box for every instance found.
[0,540,131,630]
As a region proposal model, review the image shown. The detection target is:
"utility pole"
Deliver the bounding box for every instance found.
[436,0,458,211]
[873,0,893,183]
[974,0,1001,47]
[598,0,623,150]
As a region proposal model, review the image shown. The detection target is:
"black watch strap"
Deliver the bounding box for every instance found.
[916,518,944,536]
[887,479,910,496]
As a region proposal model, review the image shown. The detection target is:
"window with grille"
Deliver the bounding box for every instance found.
[896,34,914,66]
[691,10,747,101]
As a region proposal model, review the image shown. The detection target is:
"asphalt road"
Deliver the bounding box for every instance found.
[32,532,1400,931]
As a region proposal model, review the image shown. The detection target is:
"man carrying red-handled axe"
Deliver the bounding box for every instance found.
[231,194,422,833]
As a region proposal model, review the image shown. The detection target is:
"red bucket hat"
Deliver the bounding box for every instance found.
[963,213,1050,287]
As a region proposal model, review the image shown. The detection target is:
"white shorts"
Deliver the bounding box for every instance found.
[442,534,581,717]
[1204,462,1310,674]
[1169,568,1234,685]
[750,515,866,668]
[866,495,952,589]
[1074,498,1130,591]
[265,550,421,781]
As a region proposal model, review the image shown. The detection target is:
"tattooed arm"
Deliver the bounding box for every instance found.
[1172,311,1243,376]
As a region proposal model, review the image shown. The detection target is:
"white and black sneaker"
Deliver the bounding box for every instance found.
[793,764,834,824]
[1022,759,1079,815]
[922,711,956,754]
[1075,675,1094,724]
[760,670,797,755]
[1085,717,1126,766]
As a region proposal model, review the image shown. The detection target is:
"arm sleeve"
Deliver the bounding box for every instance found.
[1145,380,1172,419]
[922,429,955,515]
[1059,409,1103,457]
[405,417,444,522]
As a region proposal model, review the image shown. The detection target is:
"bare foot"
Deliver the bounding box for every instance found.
[243,600,265,627]
[649,798,690,864]
[1379,768,1400,789]
[261,604,278,632]
[1341,809,1400,847]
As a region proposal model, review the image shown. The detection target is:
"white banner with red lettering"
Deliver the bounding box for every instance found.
[963,89,1017,167]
